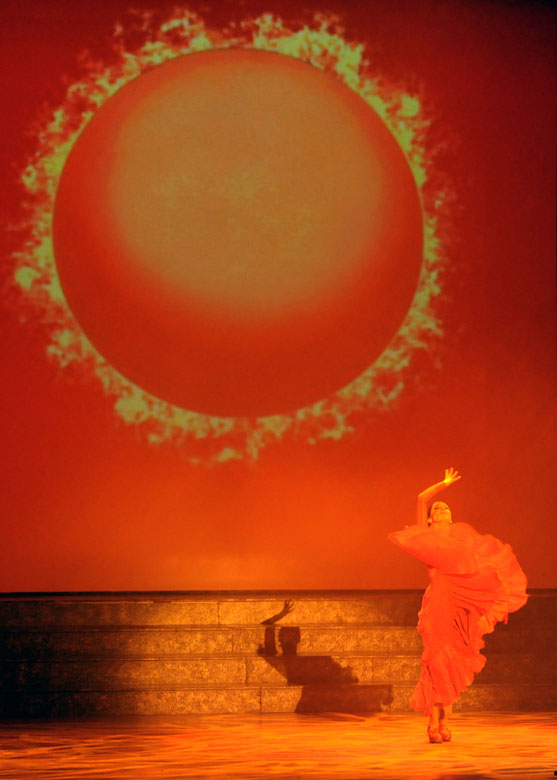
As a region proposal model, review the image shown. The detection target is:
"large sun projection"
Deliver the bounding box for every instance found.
[13,10,447,463]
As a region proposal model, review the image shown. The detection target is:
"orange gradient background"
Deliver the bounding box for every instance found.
[0,0,555,591]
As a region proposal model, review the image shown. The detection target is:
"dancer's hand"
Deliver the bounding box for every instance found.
[416,468,461,527]
[282,599,294,617]
[261,599,294,625]
[443,467,461,487]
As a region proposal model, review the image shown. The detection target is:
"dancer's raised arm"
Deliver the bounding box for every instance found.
[416,467,461,527]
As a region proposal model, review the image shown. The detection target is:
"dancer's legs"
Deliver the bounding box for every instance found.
[427,704,442,742]
[428,702,452,742]
[438,703,452,741]
[440,703,452,724]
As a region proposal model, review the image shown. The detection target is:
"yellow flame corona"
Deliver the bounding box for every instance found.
[12,9,448,464]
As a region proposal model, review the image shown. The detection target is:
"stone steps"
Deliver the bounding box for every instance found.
[0,591,555,717]
[1,623,553,656]
[0,626,423,657]
[2,651,554,691]
[0,595,424,627]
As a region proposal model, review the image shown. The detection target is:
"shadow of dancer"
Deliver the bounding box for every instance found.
[258,600,393,714]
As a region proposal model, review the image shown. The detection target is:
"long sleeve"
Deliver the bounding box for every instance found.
[388,523,479,574]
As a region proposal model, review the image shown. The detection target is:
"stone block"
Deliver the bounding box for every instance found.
[297,627,421,654]
[247,655,360,686]
[0,657,247,691]
[261,683,394,713]
[483,622,555,653]
[0,686,261,717]
[246,654,423,687]
[457,683,557,712]
[385,684,414,711]
[476,653,557,683]
[371,655,422,682]
[0,627,268,659]
[218,595,422,627]
[261,685,302,713]
[1,625,423,661]
[0,600,219,627]
[507,592,557,624]
[219,600,298,626]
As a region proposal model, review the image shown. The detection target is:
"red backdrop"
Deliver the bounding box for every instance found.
[0,0,555,591]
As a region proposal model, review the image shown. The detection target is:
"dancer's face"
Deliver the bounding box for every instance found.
[429,501,452,526]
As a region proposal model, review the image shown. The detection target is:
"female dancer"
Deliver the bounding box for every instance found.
[389,468,528,743]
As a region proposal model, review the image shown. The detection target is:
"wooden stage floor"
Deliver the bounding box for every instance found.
[0,712,555,779]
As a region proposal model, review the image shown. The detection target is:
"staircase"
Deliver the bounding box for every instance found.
[0,591,555,717]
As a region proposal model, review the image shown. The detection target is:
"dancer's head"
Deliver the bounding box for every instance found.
[428,501,452,526]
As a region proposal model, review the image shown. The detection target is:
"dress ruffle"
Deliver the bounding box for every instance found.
[389,522,528,714]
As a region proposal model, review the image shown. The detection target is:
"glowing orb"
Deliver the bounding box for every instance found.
[53,48,422,417]
[13,11,449,461]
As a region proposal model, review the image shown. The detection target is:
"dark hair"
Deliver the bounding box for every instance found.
[428,500,449,519]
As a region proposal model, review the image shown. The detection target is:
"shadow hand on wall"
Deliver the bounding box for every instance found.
[258,600,393,714]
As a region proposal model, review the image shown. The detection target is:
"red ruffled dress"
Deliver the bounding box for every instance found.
[388,522,528,715]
